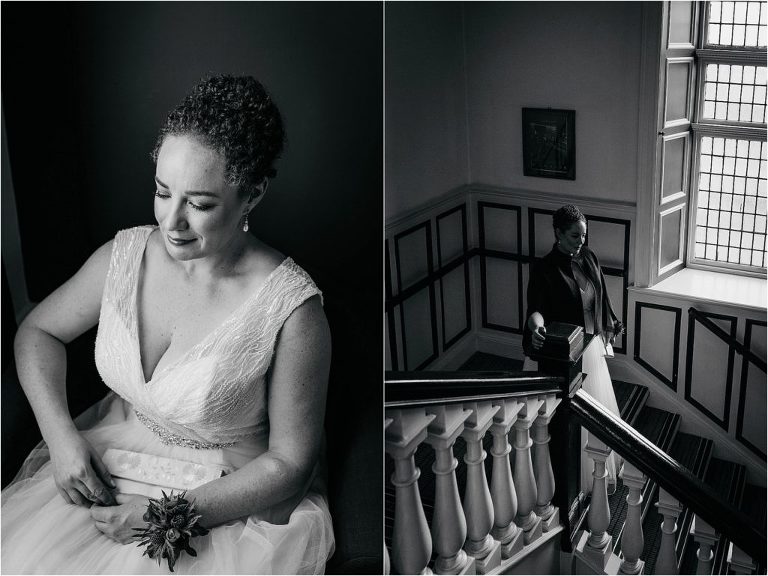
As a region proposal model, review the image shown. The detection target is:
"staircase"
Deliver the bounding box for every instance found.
[384,352,765,574]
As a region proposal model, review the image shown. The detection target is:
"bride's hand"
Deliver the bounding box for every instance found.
[48,430,116,507]
[90,494,147,544]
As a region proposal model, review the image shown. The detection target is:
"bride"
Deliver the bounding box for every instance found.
[2,75,334,574]
[522,204,625,496]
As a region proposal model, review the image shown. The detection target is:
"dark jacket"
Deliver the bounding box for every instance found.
[522,243,620,357]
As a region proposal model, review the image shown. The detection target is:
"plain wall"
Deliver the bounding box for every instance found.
[385,2,470,219]
[464,1,642,202]
[384,1,644,219]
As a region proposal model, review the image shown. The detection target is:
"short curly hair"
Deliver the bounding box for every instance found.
[552,204,586,232]
[152,75,285,199]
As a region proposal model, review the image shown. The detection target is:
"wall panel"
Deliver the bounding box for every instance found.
[737,320,767,458]
[686,312,737,429]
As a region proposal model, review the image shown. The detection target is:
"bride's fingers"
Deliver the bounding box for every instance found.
[67,486,90,507]
[90,452,116,490]
[80,475,115,506]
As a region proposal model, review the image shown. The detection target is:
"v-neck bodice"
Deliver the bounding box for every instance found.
[95,226,322,446]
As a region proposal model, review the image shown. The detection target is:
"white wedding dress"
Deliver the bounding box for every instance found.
[1,226,335,574]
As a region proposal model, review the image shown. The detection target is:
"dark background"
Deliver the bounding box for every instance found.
[2,2,382,572]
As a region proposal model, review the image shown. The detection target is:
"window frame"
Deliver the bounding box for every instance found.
[685,1,767,278]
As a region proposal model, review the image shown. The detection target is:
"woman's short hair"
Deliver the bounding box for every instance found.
[152,75,285,199]
[552,204,586,232]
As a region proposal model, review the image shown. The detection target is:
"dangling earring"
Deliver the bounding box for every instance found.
[243,214,249,232]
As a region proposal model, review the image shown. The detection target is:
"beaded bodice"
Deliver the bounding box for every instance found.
[95,226,322,447]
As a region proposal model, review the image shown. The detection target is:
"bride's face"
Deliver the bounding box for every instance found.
[154,134,248,262]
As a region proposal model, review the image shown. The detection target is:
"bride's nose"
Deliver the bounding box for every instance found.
[166,201,189,230]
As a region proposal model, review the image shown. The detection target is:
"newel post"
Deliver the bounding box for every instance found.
[534,336,587,552]
[385,408,436,575]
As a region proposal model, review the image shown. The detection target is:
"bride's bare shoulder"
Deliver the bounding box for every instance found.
[246,238,287,282]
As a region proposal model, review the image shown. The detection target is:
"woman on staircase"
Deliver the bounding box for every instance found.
[522,204,625,495]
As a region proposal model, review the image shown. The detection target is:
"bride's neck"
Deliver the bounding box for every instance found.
[176,234,253,282]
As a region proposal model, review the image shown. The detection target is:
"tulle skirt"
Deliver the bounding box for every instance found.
[522,335,621,495]
[1,393,334,574]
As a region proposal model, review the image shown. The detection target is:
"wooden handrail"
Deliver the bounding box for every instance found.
[385,370,565,408]
[689,307,767,373]
[571,389,766,563]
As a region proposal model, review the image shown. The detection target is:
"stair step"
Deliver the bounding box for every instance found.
[610,432,713,567]
[678,458,748,574]
[458,352,524,371]
[738,483,766,574]
[613,380,649,426]
[606,406,682,562]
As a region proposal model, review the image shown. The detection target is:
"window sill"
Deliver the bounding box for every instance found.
[630,268,767,312]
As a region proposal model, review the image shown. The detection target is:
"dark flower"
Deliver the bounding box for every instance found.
[134,491,209,572]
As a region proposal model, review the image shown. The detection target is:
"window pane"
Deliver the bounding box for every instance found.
[702,63,768,123]
[707,0,766,47]
[694,136,767,268]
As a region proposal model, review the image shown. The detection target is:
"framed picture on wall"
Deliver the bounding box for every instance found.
[522,108,575,180]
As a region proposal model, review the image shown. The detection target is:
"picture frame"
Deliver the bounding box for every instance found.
[522,108,575,180]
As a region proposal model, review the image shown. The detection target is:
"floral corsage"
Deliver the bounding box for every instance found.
[134,490,209,572]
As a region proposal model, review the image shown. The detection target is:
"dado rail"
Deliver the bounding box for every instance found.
[384,336,765,575]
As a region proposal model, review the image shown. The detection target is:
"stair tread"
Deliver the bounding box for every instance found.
[740,483,767,526]
[458,352,524,371]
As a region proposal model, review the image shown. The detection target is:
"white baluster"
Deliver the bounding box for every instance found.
[513,395,544,545]
[727,543,758,575]
[619,462,646,575]
[489,398,524,559]
[532,393,561,532]
[385,408,436,575]
[690,515,718,575]
[461,401,501,574]
[425,405,475,575]
[655,488,682,575]
[573,433,621,574]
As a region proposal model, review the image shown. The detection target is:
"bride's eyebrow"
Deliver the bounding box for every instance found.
[154,176,219,198]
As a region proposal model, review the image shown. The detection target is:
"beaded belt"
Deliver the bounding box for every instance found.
[134,411,236,450]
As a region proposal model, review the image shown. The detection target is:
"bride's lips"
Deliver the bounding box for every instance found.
[167,235,196,246]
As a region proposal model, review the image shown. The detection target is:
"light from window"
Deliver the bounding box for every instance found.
[695,137,766,267]
[703,64,767,122]
[707,1,767,47]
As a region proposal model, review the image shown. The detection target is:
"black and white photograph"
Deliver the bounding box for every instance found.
[2,2,382,574]
[385,2,766,575]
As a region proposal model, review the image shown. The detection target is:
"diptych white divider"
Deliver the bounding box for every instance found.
[654,488,682,575]
[513,395,545,545]
[619,463,646,575]
[385,408,437,575]
[384,419,393,576]
[460,401,502,574]
[690,515,718,575]
[489,398,524,559]
[425,405,476,575]
[574,433,621,575]
[532,393,561,532]
[727,543,758,575]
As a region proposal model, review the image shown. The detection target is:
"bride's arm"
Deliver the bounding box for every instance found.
[14,240,116,505]
[188,294,331,526]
